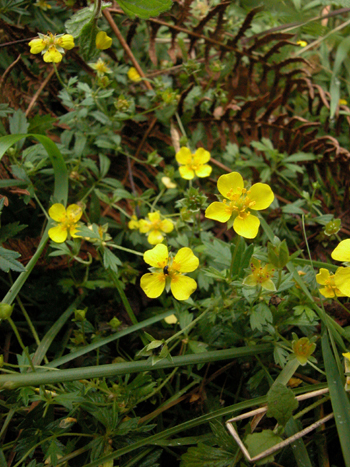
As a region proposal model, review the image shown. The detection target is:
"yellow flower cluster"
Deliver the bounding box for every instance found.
[140,244,199,301]
[128,211,174,245]
[29,32,75,63]
[316,239,350,298]
[205,172,274,239]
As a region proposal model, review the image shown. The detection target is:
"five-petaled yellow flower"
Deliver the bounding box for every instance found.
[330,240,350,296]
[316,268,347,298]
[176,147,212,180]
[243,257,275,291]
[138,211,174,245]
[127,67,142,82]
[48,203,83,243]
[140,244,199,301]
[29,32,75,63]
[96,31,112,50]
[89,58,111,76]
[205,172,274,239]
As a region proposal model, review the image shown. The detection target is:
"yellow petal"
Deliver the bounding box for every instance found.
[332,239,350,262]
[318,287,337,298]
[128,216,139,230]
[148,211,160,222]
[148,229,164,245]
[48,224,67,243]
[316,268,330,285]
[29,38,46,54]
[161,176,177,189]
[70,224,81,238]
[164,314,178,324]
[66,204,83,222]
[248,183,274,210]
[96,31,112,50]
[49,203,66,222]
[127,67,141,82]
[195,164,212,178]
[176,147,192,164]
[140,273,166,298]
[138,220,151,233]
[144,244,169,268]
[334,267,350,296]
[233,214,260,238]
[194,148,210,164]
[43,47,62,63]
[343,352,350,360]
[217,172,243,199]
[179,165,195,180]
[205,202,232,223]
[59,34,75,50]
[173,247,199,272]
[261,279,276,291]
[170,275,197,300]
[160,219,174,233]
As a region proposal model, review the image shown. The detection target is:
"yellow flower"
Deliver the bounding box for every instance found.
[89,58,111,76]
[29,32,75,63]
[161,176,177,189]
[316,268,347,298]
[332,239,350,262]
[339,99,348,106]
[292,335,316,366]
[128,215,139,230]
[138,211,174,245]
[48,203,83,243]
[243,257,275,291]
[297,40,307,47]
[127,67,142,82]
[140,244,199,301]
[96,31,112,50]
[205,172,274,239]
[176,147,212,180]
[164,314,178,324]
[34,0,51,10]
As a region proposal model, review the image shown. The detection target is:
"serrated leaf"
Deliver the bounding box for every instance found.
[117,0,172,19]
[266,382,298,426]
[181,442,236,467]
[65,5,95,38]
[103,248,121,273]
[0,222,27,243]
[245,430,283,465]
[0,246,26,273]
[78,22,99,61]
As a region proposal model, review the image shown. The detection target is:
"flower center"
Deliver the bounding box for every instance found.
[223,187,256,219]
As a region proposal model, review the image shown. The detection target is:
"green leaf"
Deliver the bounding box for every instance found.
[0,246,26,273]
[65,5,95,38]
[266,383,298,426]
[322,332,350,467]
[180,442,237,467]
[250,303,273,332]
[28,114,56,134]
[103,248,122,273]
[117,0,173,19]
[79,22,100,61]
[0,222,27,243]
[245,430,283,465]
[8,109,29,150]
[330,36,350,118]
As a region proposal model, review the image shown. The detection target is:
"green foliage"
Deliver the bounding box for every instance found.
[245,431,283,465]
[266,383,299,426]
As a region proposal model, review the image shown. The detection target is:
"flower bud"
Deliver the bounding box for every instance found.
[268,236,289,269]
[0,303,13,320]
[109,317,122,329]
[74,309,87,322]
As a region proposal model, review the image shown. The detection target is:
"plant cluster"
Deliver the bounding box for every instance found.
[2,0,350,466]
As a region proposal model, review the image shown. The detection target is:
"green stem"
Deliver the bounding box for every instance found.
[110,272,138,326]
[273,358,300,386]
[166,309,209,346]
[151,188,166,211]
[108,243,144,257]
[7,317,36,372]
[175,112,187,139]
[52,63,68,90]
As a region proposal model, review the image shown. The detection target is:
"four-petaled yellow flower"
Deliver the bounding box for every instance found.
[96,31,112,50]
[127,67,142,82]
[316,268,347,298]
[48,203,83,243]
[89,58,111,76]
[205,172,274,239]
[138,211,174,245]
[140,244,199,301]
[176,147,212,180]
[29,32,75,63]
